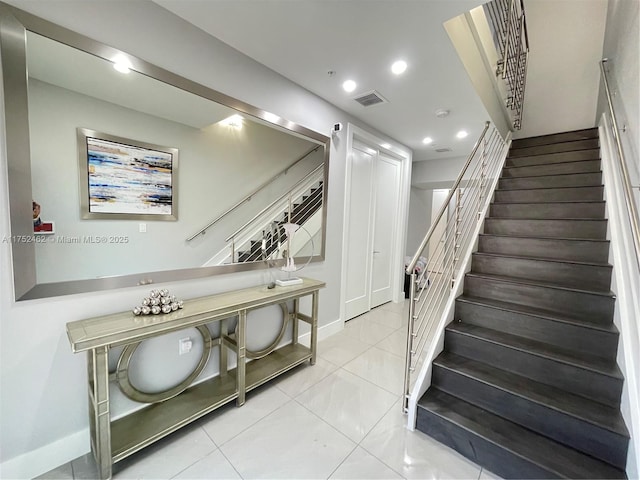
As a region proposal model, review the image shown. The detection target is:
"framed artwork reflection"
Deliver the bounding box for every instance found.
[77,128,179,221]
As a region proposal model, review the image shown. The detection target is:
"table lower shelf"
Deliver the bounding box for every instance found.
[111,342,311,462]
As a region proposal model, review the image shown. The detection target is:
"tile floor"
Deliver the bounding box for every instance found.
[39,300,501,480]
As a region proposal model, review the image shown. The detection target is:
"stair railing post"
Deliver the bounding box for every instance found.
[452,189,462,288]
[479,135,488,221]
[403,272,418,413]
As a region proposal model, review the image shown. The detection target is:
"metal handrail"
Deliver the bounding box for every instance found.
[403,122,508,413]
[186,145,321,242]
[225,163,324,243]
[406,121,491,274]
[600,58,640,269]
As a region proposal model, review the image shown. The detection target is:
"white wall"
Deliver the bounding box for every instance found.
[411,155,468,190]
[0,1,409,477]
[517,0,608,138]
[406,187,434,257]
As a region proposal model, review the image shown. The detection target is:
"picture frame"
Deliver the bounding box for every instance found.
[77,128,179,221]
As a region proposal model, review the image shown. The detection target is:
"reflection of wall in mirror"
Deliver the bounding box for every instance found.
[28,78,324,283]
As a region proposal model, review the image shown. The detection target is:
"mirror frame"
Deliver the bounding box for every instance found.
[0,3,330,301]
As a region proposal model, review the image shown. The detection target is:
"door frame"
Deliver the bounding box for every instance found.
[340,123,412,324]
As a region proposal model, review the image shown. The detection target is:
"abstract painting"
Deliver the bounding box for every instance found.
[78,128,178,220]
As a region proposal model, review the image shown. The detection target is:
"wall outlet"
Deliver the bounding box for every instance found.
[178,337,192,355]
[139,223,147,233]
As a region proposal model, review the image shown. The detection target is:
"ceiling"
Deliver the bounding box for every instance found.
[154,0,490,161]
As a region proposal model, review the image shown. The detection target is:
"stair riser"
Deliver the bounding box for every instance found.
[478,235,610,263]
[509,139,600,157]
[493,186,604,203]
[502,160,601,177]
[416,403,555,479]
[432,365,628,468]
[455,299,619,360]
[464,275,615,325]
[445,329,623,407]
[484,218,607,240]
[511,129,598,149]
[490,202,605,219]
[499,172,602,190]
[471,254,612,291]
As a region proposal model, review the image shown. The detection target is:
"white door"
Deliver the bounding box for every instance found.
[344,142,375,320]
[370,153,402,308]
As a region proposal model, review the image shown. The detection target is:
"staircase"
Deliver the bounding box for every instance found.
[415,128,630,479]
[235,181,323,263]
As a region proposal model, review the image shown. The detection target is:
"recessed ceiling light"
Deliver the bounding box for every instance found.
[343,80,357,93]
[422,137,434,145]
[435,109,450,118]
[112,55,131,74]
[391,60,407,75]
[219,114,243,129]
[456,130,468,139]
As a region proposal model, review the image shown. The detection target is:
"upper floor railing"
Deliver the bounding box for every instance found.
[485,0,529,130]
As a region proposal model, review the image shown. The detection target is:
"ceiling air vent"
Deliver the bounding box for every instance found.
[435,147,452,153]
[353,90,388,107]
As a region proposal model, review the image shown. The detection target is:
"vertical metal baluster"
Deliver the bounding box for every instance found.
[403,272,417,413]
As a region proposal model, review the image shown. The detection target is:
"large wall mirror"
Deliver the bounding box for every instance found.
[0,3,330,301]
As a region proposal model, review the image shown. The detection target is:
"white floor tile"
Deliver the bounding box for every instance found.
[201,385,290,446]
[329,446,402,479]
[220,400,355,479]
[342,347,405,395]
[343,316,397,345]
[318,331,371,366]
[375,329,408,358]
[172,449,240,479]
[361,403,481,480]
[274,356,339,397]
[296,369,398,442]
[366,306,407,331]
[113,427,216,480]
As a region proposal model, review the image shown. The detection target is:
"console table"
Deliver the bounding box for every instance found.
[66,277,325,479]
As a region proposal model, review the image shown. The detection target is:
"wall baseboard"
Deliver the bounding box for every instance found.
[0,429,89,480]
[1,316,345,480]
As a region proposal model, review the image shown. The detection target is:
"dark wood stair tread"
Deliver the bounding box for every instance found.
[478,232,609,244]
[447,323,623,380]
[457,295,618,334]
[474,251,611,268]
[498,170,602,180]
[465,272,614,297]
[417,389,627,479]
[434,351,629,437]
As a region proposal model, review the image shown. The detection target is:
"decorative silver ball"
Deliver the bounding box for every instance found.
[161,304,172,314]
[151,297,161,306]
[171,295,177,302]
[151,305,161,315]
[141,306,151,315]
[171,302,179,311]
[161,296,171,305]
[133,306,142,316]
[160,288,169,297]
[149,289,159,298]
[178,300,184,309]
[141,297,151,306]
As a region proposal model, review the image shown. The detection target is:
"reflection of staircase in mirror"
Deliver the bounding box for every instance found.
[237,182,322,263]
[203,171,323,266]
